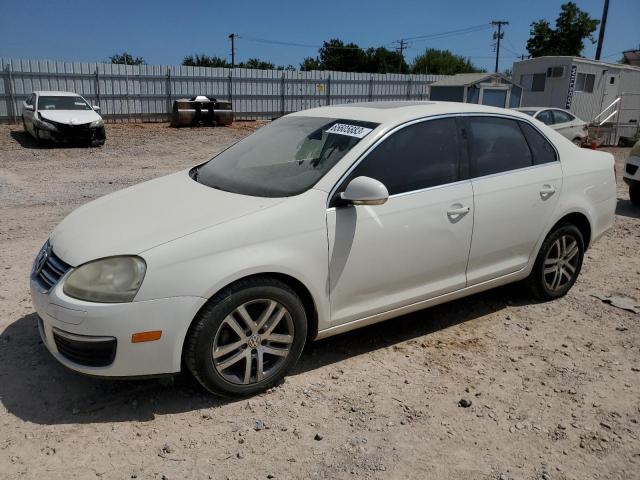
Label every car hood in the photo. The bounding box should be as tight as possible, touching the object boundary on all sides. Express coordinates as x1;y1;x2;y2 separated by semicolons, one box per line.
51;170;284;266
39;110;101;126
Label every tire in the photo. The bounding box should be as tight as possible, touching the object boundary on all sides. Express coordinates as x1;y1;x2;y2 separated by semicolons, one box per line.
630;184;640;207
184;277;307;397
33;126;42;146
525;223;584;301
572;137;583;147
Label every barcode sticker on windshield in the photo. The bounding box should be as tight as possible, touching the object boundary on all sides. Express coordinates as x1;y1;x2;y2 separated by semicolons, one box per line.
326;123;373;138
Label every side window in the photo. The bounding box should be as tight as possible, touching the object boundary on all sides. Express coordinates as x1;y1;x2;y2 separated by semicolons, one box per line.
345;118;460;196
519;122;557;165
552;110;573;123
536;110;554;125
466;117;533;177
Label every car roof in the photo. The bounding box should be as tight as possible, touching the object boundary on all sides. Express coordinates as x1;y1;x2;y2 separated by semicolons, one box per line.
514;107;571;113
33;91;81;97
290;101;535;125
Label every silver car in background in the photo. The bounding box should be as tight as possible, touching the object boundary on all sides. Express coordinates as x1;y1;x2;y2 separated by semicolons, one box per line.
515;107;588;146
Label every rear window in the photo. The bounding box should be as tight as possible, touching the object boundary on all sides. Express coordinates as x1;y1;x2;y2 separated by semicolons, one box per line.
519;122;558;165
467;117;533;177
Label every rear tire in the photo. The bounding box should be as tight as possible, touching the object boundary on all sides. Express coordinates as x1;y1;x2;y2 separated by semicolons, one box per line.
525;223;584;301
630;184;640;207
184;277;307;397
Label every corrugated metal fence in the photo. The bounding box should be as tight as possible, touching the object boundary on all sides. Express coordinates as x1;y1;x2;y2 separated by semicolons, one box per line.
0;58;447;123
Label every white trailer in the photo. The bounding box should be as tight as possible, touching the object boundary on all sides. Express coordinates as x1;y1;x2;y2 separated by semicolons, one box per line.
513;56;640;145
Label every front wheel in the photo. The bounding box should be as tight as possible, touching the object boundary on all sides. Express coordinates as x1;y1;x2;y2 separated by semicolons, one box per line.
525;223;584;300
184;278;307;397
630;184;640;207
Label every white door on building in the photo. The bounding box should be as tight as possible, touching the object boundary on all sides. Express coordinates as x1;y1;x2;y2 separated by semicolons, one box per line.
601;72;620;112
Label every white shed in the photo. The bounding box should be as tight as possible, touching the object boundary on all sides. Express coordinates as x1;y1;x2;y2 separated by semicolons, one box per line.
513;56;640;144
428;73;523;109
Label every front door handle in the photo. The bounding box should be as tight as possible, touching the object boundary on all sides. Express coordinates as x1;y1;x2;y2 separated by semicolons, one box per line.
540;185;556;199
447;204;470;222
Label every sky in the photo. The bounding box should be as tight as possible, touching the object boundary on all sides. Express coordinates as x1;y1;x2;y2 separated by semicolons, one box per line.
1;0;638;72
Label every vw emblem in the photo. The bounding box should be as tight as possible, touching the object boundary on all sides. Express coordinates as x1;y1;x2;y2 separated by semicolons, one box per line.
34;243;51;275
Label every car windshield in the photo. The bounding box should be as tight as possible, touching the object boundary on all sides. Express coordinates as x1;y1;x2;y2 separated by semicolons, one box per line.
193;116;378;197
38;96;91;111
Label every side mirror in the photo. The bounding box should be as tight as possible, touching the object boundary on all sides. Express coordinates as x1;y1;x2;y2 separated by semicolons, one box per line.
93;105;101;112
23;104;34;111
340;176;389;206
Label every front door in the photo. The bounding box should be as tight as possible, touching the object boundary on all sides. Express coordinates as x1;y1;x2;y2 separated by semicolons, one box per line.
327;117;474;327
462;116;562;284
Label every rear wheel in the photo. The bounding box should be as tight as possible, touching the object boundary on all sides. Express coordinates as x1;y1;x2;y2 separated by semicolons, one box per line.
630;184;640;207
525;223;584;300
184;277;307;397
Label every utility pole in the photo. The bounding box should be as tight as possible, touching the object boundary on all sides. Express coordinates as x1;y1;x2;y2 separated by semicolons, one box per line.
397;39;406;73
595;0;609;60
228;33;236;68
491;20;509;73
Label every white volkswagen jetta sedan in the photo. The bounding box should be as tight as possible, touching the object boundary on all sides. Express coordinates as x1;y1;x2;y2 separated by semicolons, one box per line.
30;102;616;396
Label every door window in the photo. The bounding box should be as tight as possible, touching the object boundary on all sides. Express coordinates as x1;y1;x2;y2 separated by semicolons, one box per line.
519;122;557;165
551;110;574;124
344;118;461;196
536;110;554;125
466;116;533;177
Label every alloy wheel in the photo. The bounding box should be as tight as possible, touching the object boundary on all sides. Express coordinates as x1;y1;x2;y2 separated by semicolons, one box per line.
212;299;294;385
543;234;580;292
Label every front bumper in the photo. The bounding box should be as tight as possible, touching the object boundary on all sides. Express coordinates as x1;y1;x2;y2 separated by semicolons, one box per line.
623;155;640;187
30;275;206;377
39;123;106;143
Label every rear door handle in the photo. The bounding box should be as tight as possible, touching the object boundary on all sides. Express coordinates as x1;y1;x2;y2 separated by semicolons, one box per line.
540;185;556;199
447;204;470;221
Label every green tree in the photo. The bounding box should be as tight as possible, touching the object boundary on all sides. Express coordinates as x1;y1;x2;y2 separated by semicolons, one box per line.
364;47;408;73
182;54;230;67
300;57;321;71
410;48;482;75
317;39;367;72
110;52;145;65
526;2;599;57
238;58;275;69
300;40;407;73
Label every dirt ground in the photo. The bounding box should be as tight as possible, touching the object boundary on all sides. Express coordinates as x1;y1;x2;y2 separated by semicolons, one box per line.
0;122;638;480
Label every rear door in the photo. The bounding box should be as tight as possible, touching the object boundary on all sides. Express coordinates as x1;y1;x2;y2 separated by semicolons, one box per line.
463;116;562;285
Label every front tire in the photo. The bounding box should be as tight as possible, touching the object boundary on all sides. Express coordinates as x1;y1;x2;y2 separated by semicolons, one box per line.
184;277;307;397
525;223;584;300
630;184;640;207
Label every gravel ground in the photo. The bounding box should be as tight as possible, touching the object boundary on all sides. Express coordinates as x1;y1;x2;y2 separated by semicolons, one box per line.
0;123;639;480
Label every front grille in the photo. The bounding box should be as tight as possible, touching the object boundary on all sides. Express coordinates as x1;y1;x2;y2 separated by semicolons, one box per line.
53;329;117;367
34;243;71;292
626;163;638;176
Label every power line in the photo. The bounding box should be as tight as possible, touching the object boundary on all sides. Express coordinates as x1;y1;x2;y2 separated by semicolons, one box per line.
237;23;494;53
403;23;493;42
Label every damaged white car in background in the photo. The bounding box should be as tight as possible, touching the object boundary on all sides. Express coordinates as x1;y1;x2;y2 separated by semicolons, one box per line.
22;91;106;146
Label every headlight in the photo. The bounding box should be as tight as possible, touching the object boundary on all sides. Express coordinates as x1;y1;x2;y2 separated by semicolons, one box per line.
34;114;57;131
63;256;146;303
90;118;104;128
